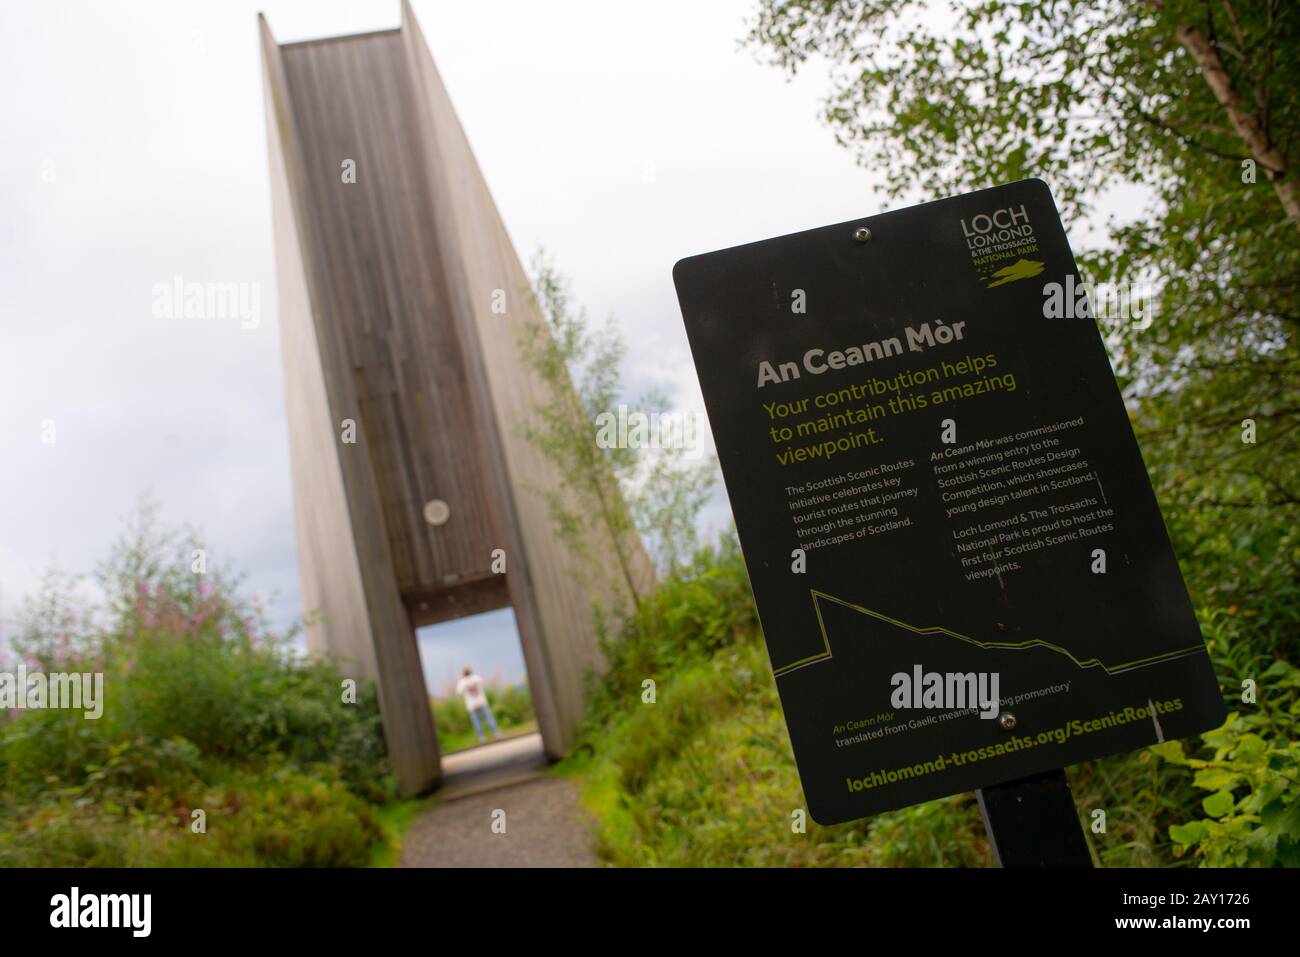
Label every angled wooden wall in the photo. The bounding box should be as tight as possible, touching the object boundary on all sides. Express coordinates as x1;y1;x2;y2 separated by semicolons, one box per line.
259;4;654;795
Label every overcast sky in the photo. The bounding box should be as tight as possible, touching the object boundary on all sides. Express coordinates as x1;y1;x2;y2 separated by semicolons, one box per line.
0;0;894;681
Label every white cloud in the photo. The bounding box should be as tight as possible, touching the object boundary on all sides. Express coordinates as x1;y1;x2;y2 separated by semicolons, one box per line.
0;0;881;635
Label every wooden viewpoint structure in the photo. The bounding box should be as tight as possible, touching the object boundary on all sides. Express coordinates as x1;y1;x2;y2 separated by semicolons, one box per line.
259;3;652;794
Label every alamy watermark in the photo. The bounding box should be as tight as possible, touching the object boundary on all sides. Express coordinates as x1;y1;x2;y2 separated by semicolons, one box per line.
1042;275;1155;328
151;274;261;329
890;665;1001;719
1;665;103;719
594;404;707;459
50;887;150;937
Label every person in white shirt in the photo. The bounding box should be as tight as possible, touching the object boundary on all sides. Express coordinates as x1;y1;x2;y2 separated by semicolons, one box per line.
455;667;500;741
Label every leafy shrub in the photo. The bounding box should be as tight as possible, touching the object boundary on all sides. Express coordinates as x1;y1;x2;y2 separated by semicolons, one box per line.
0;768;383;868
1151;648;1300;867
0;502;396;866
582;534;758;731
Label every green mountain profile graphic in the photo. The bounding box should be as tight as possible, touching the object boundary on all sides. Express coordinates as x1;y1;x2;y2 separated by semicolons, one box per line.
771;589;1205;677
985;258;1045;287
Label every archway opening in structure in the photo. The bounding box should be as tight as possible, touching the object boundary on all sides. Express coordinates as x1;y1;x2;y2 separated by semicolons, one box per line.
416;608;540;757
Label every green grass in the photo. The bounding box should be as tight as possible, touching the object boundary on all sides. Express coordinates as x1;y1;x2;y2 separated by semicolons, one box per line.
559;535;1297;868
368;796;436;867
560;639;991;866
0;765;390;867
438;719;539;756
554;538;993;866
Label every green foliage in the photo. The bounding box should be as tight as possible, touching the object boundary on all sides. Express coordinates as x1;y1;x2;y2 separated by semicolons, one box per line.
368;796;436;868
0;768;383;868
743;0;1298;869
567;539;990;867
432;681;536;753
1149;630;1300;867
582;534;759;730
746;1;1298;220
517;251;717;595
1068;746;1196;868
0;501;396;867
517;253;642;598
745;0;1300;637
571;538;1297;867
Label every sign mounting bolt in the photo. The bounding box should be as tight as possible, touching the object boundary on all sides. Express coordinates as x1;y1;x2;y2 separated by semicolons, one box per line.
998;712;1017;731
854;226;872;243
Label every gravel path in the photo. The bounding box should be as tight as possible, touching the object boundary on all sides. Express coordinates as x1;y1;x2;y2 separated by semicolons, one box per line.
398;734;597;868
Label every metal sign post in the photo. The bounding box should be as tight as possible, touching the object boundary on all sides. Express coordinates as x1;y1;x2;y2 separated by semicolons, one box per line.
977;769;1093;867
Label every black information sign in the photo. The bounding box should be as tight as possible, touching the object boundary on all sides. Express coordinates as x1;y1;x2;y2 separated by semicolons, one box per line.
673;179;1225;824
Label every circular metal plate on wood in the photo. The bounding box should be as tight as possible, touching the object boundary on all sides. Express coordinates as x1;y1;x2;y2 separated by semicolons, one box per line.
423;499;451;526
